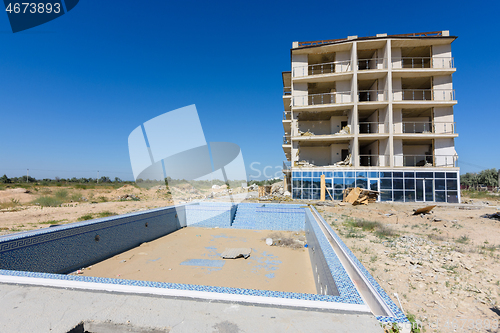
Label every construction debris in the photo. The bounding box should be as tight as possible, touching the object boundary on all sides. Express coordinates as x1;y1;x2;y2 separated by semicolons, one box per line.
335;125;350;135
333;153;352;167
482;212;500;221
295;160;315;167
342;187;379;205
258;185;272;197
221;248;252;259
298;130;314;136
413;205;437;215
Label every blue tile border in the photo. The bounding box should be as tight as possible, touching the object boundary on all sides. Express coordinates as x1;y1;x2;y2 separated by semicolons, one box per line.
310;206;410;325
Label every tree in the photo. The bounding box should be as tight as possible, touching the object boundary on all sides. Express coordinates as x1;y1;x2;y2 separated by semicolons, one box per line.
0;174;10;183
114;177;122;183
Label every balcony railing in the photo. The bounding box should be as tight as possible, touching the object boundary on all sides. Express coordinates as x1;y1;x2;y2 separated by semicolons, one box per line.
392;57;454;69
292;91;352;106
357;58;387;70
358;90;386;102
283;111;291;120
283;86;291;95
393;89;455;101
283;161;291;171
394;121;456;134
358;122;388;134
293;60;352;77
283;135;291;144
359;155;390;167
394;155;458;167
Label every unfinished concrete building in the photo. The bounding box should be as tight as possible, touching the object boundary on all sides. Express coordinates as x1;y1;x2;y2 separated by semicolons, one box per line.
282;31;460;203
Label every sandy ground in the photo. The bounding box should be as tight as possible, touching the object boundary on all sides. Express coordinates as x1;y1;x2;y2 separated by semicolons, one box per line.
316;199;500;332
76;227;316;294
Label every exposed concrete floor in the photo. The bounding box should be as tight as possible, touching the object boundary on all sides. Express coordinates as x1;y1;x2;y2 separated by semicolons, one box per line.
0;283;383;332
78;227;317;294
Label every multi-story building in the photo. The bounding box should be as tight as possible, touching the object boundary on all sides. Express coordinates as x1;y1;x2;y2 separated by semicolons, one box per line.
282;31;460;203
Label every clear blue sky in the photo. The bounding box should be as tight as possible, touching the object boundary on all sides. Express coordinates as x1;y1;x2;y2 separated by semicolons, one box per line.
0;0;498;181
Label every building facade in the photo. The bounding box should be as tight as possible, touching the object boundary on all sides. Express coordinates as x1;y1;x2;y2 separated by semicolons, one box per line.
282;31;460;203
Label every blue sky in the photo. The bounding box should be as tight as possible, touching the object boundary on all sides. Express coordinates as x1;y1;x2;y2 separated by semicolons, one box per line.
0;0;498;181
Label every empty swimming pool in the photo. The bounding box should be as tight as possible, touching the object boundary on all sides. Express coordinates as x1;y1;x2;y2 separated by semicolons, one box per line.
0;202;409;330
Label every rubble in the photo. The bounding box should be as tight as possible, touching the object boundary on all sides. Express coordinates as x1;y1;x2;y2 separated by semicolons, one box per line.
333;153;352;167
482;212;500;221
335;125;350;135
342;187;379;205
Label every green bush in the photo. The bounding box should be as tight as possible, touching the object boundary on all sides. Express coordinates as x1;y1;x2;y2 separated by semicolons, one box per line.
54;189;68;200
77;214;94;221
32;196;63;207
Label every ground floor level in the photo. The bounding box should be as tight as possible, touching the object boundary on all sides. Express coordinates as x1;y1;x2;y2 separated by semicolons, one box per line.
287;168;460;203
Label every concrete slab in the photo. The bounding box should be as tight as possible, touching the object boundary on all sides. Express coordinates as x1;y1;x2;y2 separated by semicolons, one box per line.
0;283;383;333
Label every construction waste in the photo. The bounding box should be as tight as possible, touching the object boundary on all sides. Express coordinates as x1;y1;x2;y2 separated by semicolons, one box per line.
342;187;379;205
333;153;352;167
258;181;292;201
482;212;500;221
336;125;350;135
294;153;352;168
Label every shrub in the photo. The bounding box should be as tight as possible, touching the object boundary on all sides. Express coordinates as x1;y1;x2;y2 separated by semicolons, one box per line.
77;214;94;221
32;196;63;207
54;189;68;200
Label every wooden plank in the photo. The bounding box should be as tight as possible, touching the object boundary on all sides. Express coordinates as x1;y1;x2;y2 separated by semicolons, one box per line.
413;205;437;215
320;174;325;201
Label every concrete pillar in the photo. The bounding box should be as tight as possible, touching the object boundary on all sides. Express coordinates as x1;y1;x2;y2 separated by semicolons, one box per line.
387;39;394;167
352;42;359;167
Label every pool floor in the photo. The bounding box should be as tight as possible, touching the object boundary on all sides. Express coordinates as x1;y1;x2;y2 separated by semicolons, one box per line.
77;227;317;294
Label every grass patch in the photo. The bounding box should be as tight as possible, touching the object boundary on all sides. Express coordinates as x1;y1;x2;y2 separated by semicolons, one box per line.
77;214;94;221
342;216;397;239
54;189;69;200
462;190;499;199
40;219;68;225
97;211;116;218
375;225;398;239
70;192;83;202
406;313;422;333
32;196;63;207
456;235;470;244
97;196;108;202
77;211;117;222
0;198;21;210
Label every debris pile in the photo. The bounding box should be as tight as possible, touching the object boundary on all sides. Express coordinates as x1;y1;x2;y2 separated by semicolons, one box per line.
295;160;315;167
117;194;140;201
333;153;352;167
258;181;291;201
298;130;314;136
482;212;500;221
335;125;350;135
342;187;379;205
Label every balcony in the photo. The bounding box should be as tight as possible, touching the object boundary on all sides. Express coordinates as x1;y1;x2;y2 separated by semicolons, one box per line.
392;57;454;69
292;92;352;107
358;122;388;134
283;86;291;96
357;58;387;70
393;89;455;102
283;135;291;145
394;155;458;167
394;122;456;134
293;60;352;78
283;111;291;120
359;155;390;167
358;90;387;102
